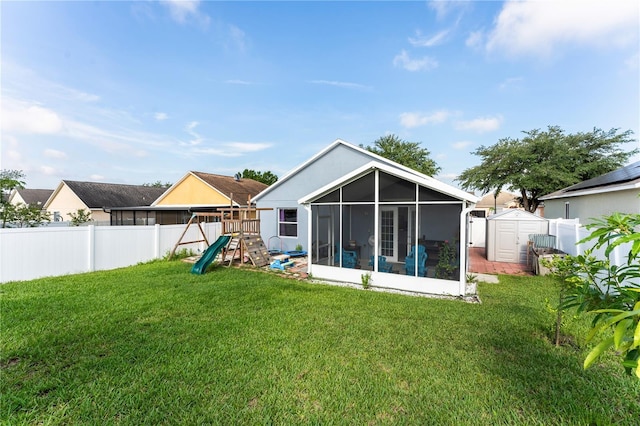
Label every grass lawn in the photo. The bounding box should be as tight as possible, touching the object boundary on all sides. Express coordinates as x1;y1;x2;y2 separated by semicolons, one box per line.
2;261;639;425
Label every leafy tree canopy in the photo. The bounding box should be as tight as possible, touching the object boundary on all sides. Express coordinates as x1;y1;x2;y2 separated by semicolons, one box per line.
361;134;441;177
1;170;27;228
457;126;637;212
143;181;172;188
239;169;278;186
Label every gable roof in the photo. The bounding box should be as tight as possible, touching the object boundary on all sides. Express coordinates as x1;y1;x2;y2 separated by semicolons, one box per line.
540;161;640;201
299;160;478;204
254;138;470;202
152;171;268;206
47;180;167;209
10;188;54;206
475;191;519;209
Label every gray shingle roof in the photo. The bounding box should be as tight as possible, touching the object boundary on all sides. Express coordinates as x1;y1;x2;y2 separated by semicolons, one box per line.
191;172;268;204
63;180;166;208
15;189;54;206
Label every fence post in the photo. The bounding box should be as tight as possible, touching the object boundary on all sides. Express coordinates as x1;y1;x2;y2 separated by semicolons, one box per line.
154;224;161;259
574;222;582;255
88;225;96;272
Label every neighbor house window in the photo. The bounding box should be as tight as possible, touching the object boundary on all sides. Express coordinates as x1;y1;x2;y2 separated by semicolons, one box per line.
564;202;570;219
278;208;298;237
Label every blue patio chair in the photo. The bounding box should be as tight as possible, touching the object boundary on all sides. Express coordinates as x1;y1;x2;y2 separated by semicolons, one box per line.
335;247;358;268
405;245;427;277
368;255;394;273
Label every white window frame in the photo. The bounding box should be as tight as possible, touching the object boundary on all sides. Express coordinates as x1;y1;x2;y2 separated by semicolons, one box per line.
278;208;298;238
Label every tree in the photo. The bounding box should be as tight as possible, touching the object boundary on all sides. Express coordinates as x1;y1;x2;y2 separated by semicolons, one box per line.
457;126;637;213
13;203;51;228
69;208;93;226
238;169;278;186
143;181;172;188
360;134;441;176
0;170;26;228
550;212;640;378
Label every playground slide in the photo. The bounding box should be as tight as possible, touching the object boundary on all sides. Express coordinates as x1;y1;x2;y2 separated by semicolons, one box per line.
191;235;232;275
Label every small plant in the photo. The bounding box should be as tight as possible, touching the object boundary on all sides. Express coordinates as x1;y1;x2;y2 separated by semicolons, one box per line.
69;208;92;226
361;272;372;289
435;240;457;279
466;273;478;284
295;244;303;251
163;248;195;261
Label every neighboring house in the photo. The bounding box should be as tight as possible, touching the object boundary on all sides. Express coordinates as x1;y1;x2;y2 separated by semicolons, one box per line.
253;139;479;297
8;188;54;208
471;191;519;218
45;181;166;224
108;171;268;225
540;161;640;223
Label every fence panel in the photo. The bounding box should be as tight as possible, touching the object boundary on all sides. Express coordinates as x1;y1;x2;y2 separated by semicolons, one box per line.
0;223;222;283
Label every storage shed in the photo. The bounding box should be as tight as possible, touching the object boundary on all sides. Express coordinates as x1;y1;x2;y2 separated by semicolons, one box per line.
486;210;549;263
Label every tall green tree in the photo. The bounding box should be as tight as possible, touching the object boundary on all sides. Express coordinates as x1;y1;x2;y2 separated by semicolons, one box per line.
361;134;441;176
457;126;637;213
238;169;278;186
143;181;172;188
0;170;27;228
13;203;51;228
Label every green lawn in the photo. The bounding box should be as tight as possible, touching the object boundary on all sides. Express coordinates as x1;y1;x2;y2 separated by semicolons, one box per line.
2;261;639;425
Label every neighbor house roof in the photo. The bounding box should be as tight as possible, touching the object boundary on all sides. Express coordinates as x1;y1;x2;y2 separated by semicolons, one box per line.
254;138;478;203
540;161;640;201
475;191;519;209
46;180;167;209
152;171;268;207
9;188;54;206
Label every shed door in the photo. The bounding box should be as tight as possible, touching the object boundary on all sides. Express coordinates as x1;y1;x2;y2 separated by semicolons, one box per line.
495;220;518;262
495;220;545;263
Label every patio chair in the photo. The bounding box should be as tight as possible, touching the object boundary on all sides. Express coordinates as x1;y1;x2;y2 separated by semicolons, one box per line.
335;247;358;268
368;255;394;273
405;245;427;277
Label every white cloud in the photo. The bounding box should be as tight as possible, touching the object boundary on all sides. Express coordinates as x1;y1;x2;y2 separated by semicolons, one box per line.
154;112;169;121
455;115;503;133
393;50;438;71
228;24;247;51
40;165;62;176
183;121;204;146
44;149;67;159
1;100;64;134
465;30;484;49
160;0;209;26
192;141;272;157
310;80;371;91
499;77;524;91
409;30;449;47
226;79;253;85
399;110;451;128
485;0;639;57
452;141;473;150
90;174;105;181
224;142;272;153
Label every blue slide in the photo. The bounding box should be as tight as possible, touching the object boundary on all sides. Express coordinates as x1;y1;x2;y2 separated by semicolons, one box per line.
191;235;232;275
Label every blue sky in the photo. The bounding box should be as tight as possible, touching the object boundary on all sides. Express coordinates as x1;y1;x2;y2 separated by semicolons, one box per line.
2;0;639;190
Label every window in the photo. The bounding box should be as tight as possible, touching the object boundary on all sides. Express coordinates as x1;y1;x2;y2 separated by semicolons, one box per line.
564;202;570;219
278;208;298;237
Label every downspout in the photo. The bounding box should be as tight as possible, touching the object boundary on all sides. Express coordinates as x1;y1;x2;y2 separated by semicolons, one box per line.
304;203;312;274
458;201;476;296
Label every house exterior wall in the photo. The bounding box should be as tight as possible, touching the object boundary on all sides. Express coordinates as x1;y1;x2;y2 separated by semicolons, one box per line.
257;144;377;252
543;188;640;223
156;174;229;206
46;184;104;222
9;192;27;206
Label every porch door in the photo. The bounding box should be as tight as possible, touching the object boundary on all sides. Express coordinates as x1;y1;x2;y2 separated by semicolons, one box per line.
379;207;398;262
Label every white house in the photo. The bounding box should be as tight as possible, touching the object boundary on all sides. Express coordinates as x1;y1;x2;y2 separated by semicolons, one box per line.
540;161;640;223
253;139;479;297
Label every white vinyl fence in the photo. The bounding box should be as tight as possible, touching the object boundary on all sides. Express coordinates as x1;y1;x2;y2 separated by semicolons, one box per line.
549;218;634;266
0;223;222;283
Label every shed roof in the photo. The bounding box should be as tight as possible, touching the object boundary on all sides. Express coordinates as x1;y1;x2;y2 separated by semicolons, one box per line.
487;209;546;221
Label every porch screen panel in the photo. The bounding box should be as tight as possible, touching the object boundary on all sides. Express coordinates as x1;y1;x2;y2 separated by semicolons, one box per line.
311;205;340;266
418;204;462;281
343;172;374;202
379;172;416;202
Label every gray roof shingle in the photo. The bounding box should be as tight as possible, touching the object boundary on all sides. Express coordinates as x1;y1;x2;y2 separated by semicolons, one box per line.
191;172;268;204
63;181;166;208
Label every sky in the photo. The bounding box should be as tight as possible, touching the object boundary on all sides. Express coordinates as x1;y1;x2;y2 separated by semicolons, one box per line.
1;0;639;191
